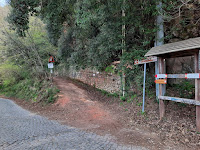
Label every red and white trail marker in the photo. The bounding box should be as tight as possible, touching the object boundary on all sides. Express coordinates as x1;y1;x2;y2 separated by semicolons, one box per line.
155;73;200;79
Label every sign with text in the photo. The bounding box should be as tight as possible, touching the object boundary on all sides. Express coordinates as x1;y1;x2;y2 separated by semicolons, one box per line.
48;63;53;69
134;56;157;65
154;79;167;84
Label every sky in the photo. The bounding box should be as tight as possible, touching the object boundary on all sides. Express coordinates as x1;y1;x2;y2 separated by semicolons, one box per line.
0;0;6;7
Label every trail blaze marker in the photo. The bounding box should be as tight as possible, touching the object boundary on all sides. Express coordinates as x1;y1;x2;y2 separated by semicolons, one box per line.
49;56;55;63
155;79;167;84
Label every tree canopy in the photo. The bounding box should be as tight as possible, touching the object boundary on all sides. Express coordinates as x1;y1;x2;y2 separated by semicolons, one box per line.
6;0;200;88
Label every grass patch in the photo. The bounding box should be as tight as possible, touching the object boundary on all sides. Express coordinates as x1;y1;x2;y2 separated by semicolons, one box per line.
0;77;59;104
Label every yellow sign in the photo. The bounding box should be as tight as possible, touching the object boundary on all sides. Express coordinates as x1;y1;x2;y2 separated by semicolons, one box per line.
154;79;167;84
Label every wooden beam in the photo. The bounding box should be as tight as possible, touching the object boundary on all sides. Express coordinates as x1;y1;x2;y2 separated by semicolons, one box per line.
156;73;200;79
158;96;200;106
168;74;185;78
158;49;199;58
158;57;165;119
155;74;167;78
195;51;200;132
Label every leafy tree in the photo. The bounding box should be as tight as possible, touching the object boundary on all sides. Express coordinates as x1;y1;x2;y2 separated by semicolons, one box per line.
7;0;200;94
0;5;59;103
2;16;56;76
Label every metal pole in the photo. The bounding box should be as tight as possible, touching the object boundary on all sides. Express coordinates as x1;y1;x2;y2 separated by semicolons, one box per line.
142;63;146;112
50;68;53;82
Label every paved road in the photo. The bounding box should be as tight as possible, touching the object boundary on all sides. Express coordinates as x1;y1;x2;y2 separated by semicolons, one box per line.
0;98;147;150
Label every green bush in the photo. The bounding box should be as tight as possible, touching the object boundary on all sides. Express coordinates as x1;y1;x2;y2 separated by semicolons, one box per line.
105;65;116;74
120;96;126;101
174;81;194;99
0;62;21;87
0;75;59;104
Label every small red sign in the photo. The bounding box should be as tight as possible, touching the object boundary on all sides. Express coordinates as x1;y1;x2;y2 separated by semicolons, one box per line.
49;56;55;63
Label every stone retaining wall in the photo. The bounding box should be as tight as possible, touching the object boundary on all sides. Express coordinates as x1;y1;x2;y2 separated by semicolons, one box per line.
67;68;121;93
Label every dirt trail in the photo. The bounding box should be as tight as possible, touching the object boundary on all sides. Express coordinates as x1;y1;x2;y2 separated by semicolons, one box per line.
53;77;119;131
52;77;174;150
7;77;187;150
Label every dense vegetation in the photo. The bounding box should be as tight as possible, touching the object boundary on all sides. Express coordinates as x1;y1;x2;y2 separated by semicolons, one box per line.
0;6;59;103
1;0;200;99
7;0;158;69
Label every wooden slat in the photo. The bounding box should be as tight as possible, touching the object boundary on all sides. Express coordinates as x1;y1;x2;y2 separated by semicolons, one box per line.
155;74;167;78
158;96;200;106
168;74;186;78
158;49;198;58
156;73;200;79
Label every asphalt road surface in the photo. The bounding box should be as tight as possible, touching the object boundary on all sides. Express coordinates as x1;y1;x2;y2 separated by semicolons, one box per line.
0;98;147;150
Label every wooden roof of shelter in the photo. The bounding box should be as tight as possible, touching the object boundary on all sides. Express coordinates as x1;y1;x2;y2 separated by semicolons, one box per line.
145;37;200;58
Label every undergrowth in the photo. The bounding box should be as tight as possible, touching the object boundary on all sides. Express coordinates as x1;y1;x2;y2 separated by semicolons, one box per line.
0;74;59;104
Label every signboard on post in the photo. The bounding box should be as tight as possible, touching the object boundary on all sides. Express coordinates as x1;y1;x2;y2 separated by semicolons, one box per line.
134;56;157;65
155;79;167;84
48;63;53;69
134;56;157;113
48;56;55;74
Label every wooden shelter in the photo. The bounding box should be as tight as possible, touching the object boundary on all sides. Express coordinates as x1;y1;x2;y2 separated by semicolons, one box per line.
145;37;200;132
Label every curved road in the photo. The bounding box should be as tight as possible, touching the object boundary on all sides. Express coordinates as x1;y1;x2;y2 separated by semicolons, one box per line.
0;98;147;150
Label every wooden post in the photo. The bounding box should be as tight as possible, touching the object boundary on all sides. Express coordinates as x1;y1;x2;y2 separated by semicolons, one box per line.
158;57;165;119
195;51;200;132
